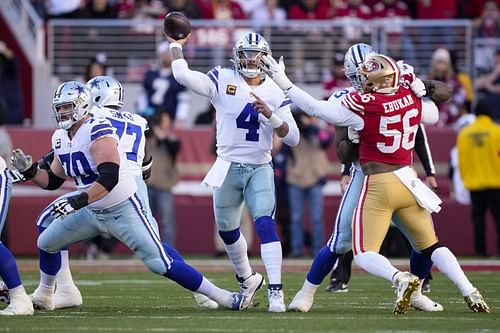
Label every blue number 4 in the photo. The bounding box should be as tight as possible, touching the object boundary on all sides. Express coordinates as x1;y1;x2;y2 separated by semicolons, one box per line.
236;103;260;142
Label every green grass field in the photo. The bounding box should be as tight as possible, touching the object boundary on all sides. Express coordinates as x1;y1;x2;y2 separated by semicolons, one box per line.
1;270;498;333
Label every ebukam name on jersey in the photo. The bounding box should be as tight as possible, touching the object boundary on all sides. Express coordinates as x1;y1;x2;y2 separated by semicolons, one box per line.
382;94;415;113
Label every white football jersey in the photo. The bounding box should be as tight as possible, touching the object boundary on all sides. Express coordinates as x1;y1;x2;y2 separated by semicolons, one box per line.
91;106;148;177
208;67;294;164
51;117;137;209
0;156;5;171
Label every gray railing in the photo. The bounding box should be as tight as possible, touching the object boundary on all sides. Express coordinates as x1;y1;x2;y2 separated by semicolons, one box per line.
48;19;472;84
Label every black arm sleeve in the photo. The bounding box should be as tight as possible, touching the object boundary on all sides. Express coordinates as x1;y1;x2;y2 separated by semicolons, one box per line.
38;149;55;171
414;124;435;176
45;168;66;190
96;162;120;192
335;126;359;165
341;164;351;177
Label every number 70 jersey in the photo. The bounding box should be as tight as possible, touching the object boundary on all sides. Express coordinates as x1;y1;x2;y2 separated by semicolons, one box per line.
341;86;422;166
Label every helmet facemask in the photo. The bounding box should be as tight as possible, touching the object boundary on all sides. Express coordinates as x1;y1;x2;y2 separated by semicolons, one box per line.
232;32;271;79
52;81;92;130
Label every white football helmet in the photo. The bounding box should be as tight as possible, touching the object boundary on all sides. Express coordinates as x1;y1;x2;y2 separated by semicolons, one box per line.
344;43;377;92
86;75;124;110
232;32;271;78
52;81;92;130
359;54;400;94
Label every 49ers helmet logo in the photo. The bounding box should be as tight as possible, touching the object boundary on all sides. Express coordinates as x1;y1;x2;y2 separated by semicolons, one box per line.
362;60;380;73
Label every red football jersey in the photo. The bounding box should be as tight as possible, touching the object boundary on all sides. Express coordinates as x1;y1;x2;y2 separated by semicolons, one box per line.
341;86;422;165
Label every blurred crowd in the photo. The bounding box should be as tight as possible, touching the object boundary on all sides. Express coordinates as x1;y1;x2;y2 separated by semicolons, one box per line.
27;0;500;22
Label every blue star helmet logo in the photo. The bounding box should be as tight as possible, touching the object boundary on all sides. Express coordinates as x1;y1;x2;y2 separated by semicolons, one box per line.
75;84;86;95
89;78;102;89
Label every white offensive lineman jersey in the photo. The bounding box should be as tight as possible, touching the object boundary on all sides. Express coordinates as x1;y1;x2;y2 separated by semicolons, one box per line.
208;67;297;164
91;106;148;177
51;117;137;209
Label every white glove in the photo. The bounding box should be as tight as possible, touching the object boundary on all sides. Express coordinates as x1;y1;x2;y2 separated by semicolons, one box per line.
8;169;26;184
10;149;33;172
397;60;414;76
410;78;427;98
347;127;360;144
50;197;78;219
261;55;293;91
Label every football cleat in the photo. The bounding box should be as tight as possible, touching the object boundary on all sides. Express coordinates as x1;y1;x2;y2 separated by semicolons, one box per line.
325;280;348;293
54;285;83;309
30;286;55;311
236;272;265;310
464;289;490;313
0;292;33;316
410;280;443;312
193;292;219;310
268;287;286;313
0;281;10;304
288;289;314;312
393;272;420;314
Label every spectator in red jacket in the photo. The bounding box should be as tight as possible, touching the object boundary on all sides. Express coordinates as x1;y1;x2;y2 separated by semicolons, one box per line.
287;0;332;19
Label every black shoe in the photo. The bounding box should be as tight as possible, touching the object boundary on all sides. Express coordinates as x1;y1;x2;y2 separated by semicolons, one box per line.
421;278;431;293
325;279;348;293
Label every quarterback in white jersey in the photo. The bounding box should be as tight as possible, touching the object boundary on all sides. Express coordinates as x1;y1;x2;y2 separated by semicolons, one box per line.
169;31;299;312
11;81;247;312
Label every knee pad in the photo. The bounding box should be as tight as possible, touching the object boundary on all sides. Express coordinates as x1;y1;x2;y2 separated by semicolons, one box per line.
218;228;241;245
421;242;442;258
255;216;279;244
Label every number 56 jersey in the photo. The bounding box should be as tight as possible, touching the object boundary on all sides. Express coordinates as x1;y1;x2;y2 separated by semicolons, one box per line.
51;117;137;209
341;86;423;166
208;67;297;164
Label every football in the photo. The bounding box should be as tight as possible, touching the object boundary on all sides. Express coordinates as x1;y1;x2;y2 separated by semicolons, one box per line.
163;12;191;40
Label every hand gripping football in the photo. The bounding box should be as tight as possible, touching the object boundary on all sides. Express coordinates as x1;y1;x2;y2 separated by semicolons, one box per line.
163;12;191;40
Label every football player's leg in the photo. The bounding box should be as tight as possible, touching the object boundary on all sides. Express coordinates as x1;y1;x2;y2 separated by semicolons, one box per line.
352;174;419;314
214;166;252;279
34;208;100;310
0;172;33;316
289;169;362;312
112;194;241;310
392;214;442;311
399;206;490;313
245;164;284;312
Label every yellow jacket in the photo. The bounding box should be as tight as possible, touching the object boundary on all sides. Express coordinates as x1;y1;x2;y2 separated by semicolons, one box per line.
457;116;500;190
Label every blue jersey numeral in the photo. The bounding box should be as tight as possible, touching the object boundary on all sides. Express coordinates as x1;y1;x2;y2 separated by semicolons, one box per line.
108;118;142;162
333;89;349;99
59;152;98;186
236;103;260;142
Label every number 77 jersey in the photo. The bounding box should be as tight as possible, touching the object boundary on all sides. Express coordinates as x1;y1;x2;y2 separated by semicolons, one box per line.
341;86;422;166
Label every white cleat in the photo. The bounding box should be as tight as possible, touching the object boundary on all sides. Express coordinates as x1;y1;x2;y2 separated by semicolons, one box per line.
410;280;443;312
393;272;420;314
0;293;34;316
288;290;314;312
30;286;55;311
193;292;219;310
236;272;265;310
268;288;286;313
54;285;83;309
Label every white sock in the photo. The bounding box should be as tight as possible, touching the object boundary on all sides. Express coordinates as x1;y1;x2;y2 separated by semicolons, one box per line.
40;271;57;290
196;277;232;308
224;235;253;280
301;279;320;295
261;241;282;285
431;247;475;296
354;251;399;282
56;250;76;287
9;285;27;299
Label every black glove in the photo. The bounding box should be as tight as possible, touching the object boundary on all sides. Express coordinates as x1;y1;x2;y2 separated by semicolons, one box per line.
142;156;153;181
50;192;89;219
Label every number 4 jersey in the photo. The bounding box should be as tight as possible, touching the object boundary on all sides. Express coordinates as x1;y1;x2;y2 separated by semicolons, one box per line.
341;86;422;166
51;117;137;209
208;67;296;164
